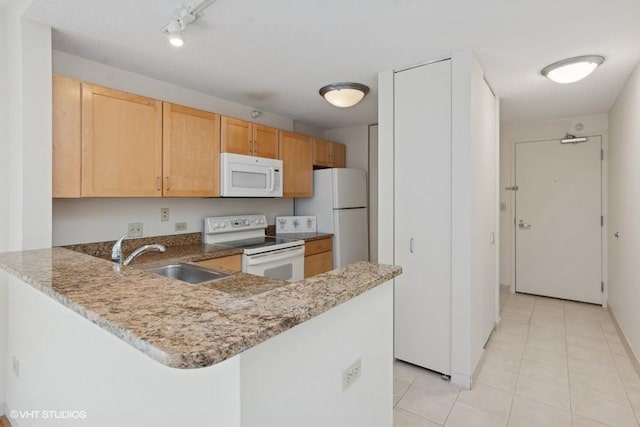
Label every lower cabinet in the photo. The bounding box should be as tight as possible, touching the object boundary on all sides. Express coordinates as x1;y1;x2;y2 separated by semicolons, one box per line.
304;237;333;278
197;255;242;272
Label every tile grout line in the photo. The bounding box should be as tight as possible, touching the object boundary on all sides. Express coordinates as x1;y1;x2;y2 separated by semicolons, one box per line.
564;301;575;427
505;291;531;426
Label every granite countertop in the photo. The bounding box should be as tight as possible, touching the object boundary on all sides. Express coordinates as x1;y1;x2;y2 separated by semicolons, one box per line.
0;247;401;369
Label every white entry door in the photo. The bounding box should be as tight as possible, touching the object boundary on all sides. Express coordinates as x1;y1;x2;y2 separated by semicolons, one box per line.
515;136;602;304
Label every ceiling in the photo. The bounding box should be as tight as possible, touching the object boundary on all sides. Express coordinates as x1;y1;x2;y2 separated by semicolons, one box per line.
24;0;640;129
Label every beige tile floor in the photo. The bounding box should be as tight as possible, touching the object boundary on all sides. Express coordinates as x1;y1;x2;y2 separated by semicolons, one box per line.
393;287;640;427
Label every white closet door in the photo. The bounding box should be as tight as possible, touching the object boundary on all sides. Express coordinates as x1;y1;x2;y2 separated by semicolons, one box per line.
394;60;452;375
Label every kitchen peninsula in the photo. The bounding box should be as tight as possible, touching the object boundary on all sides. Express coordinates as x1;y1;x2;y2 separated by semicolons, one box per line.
0;247;400;427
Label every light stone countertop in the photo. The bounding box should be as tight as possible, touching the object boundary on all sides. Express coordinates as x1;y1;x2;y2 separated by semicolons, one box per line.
0;247;401;369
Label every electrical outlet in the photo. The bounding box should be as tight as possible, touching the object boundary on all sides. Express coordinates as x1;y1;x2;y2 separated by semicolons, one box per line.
128;223;143;237
175;222;187;231
161;208;170;222
13;355;19;378
342;358;362;391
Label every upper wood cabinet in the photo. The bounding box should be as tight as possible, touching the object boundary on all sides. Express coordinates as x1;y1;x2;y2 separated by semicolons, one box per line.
312;139;346;168
163;103;221;197
279;131;313;197
53;75;82;198
221;116;279;159
82;83;163;197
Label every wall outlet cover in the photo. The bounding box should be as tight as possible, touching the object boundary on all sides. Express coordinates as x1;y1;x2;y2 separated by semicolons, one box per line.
175;222;187;231
276;216;317;233
128;222;143;237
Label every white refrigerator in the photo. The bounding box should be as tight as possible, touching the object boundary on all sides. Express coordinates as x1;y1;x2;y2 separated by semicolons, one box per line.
296;168;369;268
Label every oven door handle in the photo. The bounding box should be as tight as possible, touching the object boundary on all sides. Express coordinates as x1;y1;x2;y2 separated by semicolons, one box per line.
268;167;275;192
245;246;305;266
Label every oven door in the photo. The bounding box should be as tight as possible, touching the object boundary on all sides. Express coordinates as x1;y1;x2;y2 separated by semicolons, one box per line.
243;246;305;281
221;153;283;197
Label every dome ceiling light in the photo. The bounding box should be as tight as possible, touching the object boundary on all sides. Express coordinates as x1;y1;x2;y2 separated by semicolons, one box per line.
541;55;605;84
319;82;370;108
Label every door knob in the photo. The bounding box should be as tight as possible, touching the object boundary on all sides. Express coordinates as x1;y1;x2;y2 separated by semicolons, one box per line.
614;232;621;239
518;220;532;230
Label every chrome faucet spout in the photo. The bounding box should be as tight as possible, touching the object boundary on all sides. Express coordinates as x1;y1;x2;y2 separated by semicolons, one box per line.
123;244;166;266
111;232;166;266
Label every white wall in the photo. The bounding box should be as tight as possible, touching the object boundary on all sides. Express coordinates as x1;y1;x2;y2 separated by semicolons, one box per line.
499;113;608;287
608;62;640;361
53;198;293;245
51;51;296;245
240;282;393;427
324;125;370;171
450;51;498;386
293;120;325;139
53;51;293;131
1;2;53;415
0;6;6;413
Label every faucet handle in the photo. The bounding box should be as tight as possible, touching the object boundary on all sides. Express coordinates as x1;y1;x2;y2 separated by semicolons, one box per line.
111;231;133;263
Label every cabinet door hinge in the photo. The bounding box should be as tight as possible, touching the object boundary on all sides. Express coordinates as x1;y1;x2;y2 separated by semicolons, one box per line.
601;215;604;227
601;281;604;293
601;149;604;161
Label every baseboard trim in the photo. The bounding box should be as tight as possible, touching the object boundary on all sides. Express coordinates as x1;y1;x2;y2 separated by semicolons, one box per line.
607;306;640;378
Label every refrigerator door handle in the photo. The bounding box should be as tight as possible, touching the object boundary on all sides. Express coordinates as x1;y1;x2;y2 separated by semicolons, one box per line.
410;238;415;253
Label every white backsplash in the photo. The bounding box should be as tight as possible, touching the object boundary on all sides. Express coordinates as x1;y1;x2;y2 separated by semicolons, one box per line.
53;198;294;245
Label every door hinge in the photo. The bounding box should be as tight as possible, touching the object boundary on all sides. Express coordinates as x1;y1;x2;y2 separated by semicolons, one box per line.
514;218;516;226
601;281;604;293
505;185;519;191
601;215;604;227
601;149;604;161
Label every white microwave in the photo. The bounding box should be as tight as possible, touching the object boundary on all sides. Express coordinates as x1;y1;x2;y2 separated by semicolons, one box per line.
220;153;283;197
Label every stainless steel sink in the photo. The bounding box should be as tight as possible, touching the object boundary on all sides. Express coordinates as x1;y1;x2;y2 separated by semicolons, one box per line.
143;263;230;285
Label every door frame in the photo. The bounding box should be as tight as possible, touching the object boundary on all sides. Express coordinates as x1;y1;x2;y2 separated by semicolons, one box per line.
508;133;608;306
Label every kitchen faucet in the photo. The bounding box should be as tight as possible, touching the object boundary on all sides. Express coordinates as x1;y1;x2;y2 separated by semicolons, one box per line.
111;232;166;266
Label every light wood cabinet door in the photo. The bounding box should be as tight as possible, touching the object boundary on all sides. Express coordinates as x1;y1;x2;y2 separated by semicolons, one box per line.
279;131;313;197
312;139;346;168
304;237;334;278
81;83;162;197
253;125;279;159
163;103;221;197
330;142;346;168
312;139;331;167
53;75;82;198
197;255;242;272
221;116;252;156
304;252;333;278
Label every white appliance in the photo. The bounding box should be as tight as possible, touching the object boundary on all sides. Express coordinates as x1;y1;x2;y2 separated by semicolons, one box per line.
220;153;283;197
203;214;304;281
295;168;369;268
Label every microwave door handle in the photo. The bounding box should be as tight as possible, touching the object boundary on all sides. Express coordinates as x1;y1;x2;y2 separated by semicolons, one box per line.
269;167;275;192
246;247;304;266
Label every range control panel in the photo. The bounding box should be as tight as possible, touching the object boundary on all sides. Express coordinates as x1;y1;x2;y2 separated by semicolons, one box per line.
204;215;267;234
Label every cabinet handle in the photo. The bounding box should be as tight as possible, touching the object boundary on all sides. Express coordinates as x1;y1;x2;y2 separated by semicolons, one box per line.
410;238;415;253
165;177;171;191
253;140;257;155
156;177;161;192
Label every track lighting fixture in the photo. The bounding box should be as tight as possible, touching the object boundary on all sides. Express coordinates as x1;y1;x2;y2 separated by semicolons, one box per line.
162;0;218;48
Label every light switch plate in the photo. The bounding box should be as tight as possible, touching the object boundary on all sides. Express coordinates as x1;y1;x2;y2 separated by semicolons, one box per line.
276;216;317;233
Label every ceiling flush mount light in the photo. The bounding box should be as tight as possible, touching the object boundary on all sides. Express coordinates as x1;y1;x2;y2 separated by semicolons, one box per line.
162;0;218;48
541;55;605;84
319;82;370;108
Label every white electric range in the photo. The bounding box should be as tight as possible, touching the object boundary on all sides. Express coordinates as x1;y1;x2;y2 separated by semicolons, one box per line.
203;214;305;281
